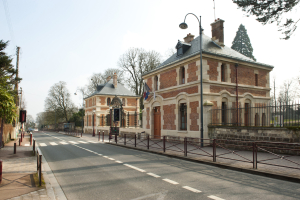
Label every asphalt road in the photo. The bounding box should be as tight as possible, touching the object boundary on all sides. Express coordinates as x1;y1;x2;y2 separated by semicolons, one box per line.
34;131;300;200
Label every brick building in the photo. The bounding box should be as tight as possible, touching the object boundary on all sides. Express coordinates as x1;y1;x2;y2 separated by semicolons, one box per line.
84;73;140;134
142;18;273;139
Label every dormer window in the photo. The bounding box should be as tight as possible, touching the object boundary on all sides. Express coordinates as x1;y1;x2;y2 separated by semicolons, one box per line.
176;40;191;57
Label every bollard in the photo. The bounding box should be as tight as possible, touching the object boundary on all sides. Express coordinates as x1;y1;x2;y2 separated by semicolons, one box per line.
14;143;16;154
33;140;36;156
163;136;166;152
30;134;32;145
0;160;2;184
147;135;149;149
102;131;104;142
124;134;126;146
39;155;42;186
135;134;137;147
115;134;117;144
19;138;21;146
98;131;100;141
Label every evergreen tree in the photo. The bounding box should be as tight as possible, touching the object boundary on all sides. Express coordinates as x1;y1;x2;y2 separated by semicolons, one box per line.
231;24;256;61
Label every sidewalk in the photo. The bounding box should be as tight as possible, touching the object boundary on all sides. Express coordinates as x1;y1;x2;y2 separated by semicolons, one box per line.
0;132;66;200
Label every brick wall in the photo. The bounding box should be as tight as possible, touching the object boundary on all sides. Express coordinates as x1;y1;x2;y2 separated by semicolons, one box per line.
160;69;177;89
207;60;218;81
230;64;268;87
190;101;199;131
163;104;176;130
127;98;137;106
187;62;198;83
100;97;106;105
161;86;198;98
147;77;153;91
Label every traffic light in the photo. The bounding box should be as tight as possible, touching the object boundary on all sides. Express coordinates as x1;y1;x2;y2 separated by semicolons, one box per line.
114;108;120;121
19;110;27;123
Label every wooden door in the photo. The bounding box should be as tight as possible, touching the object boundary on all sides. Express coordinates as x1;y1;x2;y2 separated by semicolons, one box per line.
154;107;161;139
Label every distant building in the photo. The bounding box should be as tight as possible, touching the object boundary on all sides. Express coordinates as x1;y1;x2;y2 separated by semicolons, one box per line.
142;18;273;139
84;73;141;134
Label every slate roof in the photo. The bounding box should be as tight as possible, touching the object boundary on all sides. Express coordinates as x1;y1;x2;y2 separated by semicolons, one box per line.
85;79;139;99
143;34;273;76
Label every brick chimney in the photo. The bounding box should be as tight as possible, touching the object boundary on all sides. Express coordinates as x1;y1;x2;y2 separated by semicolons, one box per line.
113;73;117;88
184;33;195;43
106;76;111;82
211;18;225;46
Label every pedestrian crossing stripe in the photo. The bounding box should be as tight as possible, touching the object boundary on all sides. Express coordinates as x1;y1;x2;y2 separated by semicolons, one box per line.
40;143;47;146
38;140;99;146
50;142;58;146
79;141;88;143
60;142;68;145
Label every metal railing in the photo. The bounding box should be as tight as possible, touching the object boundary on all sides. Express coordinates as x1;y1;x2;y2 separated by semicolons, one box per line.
110;134;300;171
211;103;300;127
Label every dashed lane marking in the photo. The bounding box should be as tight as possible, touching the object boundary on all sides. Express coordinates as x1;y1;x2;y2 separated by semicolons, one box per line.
78;141;88;144
208;195;225;200
39;143;47;146
69;141;78;144
123;164;146;172
50;142;58;146
147;173;160;178
103;156;109;158
115;161;123;163
162;179;179;185
182;186;202;193
108;158;115;160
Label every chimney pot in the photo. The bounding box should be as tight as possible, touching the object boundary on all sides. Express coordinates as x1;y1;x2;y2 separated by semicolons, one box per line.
113;73;117;88
183;33;195;43
211;18;225;45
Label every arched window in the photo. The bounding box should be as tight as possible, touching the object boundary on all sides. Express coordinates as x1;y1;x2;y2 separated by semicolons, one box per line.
154;76;158;91
122;98;125;106
107;97;111;106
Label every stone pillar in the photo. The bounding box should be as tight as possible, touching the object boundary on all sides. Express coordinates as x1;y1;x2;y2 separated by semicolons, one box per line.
203;100;214;140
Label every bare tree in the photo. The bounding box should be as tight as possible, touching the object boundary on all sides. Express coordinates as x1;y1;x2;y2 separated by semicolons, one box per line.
25;115;35;130
118;48;162;96
86;68;125;95
44;81;76;122
164;48;176;60
278;78;299;104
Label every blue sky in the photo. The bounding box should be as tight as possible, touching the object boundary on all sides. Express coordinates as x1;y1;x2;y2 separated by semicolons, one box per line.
1;0;299;119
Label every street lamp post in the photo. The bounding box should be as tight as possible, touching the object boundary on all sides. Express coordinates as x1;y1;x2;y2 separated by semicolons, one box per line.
92;109;95;136
179;13;204;146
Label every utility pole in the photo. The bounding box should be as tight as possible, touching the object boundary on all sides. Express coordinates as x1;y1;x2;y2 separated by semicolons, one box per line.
15;47;20;105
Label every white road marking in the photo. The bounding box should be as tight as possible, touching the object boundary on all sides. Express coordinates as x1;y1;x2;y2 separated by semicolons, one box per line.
115;161;123;163
97;154;102;156
123;164;146;172
60;142;68;145
88;141;97;143
208;195;225;200
147;173;160;178
182;186;202;193
108;158;115;160
50;142;58;146
162;179;179;185
24;144;30;146
69;141;78;144
103;156;109;158
39;143;47;146
78;141;88;143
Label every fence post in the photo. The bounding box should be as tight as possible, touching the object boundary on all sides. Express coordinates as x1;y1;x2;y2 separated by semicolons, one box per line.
255;143;258;169
135;111;137;128
213;139;216;162
14;143;16;154
135;134;137;147
102;131;104;142
147;135;149;149
98;131;100;141
253;142;257;169
39;155;42;186
0;160;2;184
33;140;35;156
124;134;126;145
37;151;39;171
19;138;21;146
30;134;32;145
184;137;187;157
163;136;166;152
115;134;117;144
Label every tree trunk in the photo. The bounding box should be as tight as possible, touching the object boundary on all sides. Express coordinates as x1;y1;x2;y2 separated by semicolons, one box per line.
0;117;4;149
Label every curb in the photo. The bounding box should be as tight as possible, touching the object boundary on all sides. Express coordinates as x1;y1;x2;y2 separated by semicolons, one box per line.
106;142;300;184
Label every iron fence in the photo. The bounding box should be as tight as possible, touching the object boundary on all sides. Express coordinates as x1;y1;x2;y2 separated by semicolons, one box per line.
211;102;300;127
98;112;141;128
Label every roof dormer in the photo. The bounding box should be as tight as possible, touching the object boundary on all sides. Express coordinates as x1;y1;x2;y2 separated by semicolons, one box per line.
175;40;191;57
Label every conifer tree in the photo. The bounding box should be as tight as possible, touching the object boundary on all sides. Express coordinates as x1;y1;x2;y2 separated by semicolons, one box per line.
231;24;256;61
